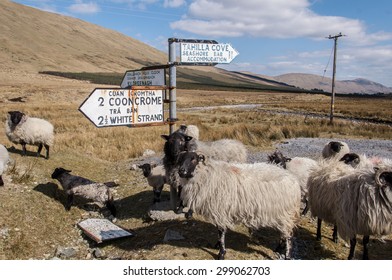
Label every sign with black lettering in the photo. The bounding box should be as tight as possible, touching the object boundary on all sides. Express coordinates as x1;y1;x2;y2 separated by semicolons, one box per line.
180;42;239;64
121;69;165;88
79;87;164;128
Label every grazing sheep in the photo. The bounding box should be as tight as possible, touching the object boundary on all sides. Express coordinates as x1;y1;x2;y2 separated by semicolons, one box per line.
137;163;168;203
268;149;317;215
335;163;392;259
0;145;10;187
5;111;54;159
51;168;116;216
161;130;247;212
322;141;350;159
177;151;301;260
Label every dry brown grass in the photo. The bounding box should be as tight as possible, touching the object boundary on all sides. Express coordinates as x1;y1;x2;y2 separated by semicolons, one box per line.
1;73;392;260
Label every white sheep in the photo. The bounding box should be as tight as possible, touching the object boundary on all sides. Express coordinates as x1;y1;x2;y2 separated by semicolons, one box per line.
137;163;168;203
268;149;317;215
0;144;10;187
322;141;350;159
51;167;116;216
5;111;54;159
334;161;392;259
177;151;301;260
161;130;248;213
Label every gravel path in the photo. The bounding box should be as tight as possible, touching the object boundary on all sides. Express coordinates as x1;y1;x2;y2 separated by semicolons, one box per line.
248;137;392;163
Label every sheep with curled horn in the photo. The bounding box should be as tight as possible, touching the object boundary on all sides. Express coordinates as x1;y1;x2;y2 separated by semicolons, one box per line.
177;151;301;260
334;161;392;259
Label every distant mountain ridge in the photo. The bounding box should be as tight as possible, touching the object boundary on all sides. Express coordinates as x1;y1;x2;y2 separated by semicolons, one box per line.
258;73;392;94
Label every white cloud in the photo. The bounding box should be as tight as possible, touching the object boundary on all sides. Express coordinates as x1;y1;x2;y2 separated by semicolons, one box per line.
164;0;186;8
68;1;100;14
170;0;391;45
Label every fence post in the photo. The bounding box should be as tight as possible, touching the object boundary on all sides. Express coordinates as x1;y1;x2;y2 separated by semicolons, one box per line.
168;38;177;134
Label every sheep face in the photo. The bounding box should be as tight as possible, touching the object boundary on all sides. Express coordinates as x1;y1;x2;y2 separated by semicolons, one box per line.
8;111;25;126
329;141;344;153
138;163;152;178
51;167;72;179
161;132;193;162
340;153;360;168
267;150;290;169
178;152;205;179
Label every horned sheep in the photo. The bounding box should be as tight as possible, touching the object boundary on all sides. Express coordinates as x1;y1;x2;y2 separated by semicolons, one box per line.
51;167;116;216
0;144;10;187
137;163;168;203
332;160;392;259
177;151;301;260
5;111;54;159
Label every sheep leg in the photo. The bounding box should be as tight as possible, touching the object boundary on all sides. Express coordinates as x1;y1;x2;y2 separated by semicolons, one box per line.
0;175;4;187
348;236;357;260
362;235;370;260
65;193;74;211
316;218;322;241
332;225;338;243
37;143;43;157
153;189;162;203
301;201;309;216
169;185;178;211
284;236;294;260
44;144;50;159
106;201;117;217
21;142;27;156
216;228;227;260
176;185;184;214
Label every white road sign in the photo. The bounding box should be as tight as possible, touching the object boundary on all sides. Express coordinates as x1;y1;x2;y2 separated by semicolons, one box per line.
121;69;165;88
79;87;164;128
180;42;239;64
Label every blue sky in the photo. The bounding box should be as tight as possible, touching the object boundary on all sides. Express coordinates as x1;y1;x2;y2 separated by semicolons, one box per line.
12;0;392;87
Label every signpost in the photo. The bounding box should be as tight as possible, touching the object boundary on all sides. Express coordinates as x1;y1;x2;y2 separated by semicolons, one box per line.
79;86;165;128
180;42;239;64
121;68;165;88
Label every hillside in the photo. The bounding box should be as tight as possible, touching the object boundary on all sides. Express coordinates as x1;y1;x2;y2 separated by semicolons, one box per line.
262;73;392;94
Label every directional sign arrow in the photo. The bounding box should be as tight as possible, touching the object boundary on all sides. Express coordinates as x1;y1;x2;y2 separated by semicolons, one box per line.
79;88;164;128
180;42;239;64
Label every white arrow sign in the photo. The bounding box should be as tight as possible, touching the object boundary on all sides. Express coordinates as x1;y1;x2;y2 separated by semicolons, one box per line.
121;68;165;88
180;42;239;64
79;88;164;128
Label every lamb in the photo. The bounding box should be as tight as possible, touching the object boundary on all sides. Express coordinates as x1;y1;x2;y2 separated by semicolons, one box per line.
137;163;168;203
268;149;317;215
0;145;10;187
177;151;301;260
322;141;350;159
332;162;392;259
5;111;54;159
51;167;116;216
161;129;247;212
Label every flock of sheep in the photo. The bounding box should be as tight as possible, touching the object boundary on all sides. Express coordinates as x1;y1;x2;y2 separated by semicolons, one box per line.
1;110;392;260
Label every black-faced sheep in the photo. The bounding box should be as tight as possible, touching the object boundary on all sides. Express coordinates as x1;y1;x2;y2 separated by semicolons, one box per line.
137;163;168;203
161;129;248;212
268;149;317;215
177;151;301;260
322;141;350;159
51;168;116;216
335;162;392;259
5;111;54;159
0;144;10;187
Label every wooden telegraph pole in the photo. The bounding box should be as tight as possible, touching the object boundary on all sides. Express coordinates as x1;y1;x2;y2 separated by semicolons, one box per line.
327;32;344;124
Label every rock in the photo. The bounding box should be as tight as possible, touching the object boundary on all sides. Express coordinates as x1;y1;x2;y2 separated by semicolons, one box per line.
55;246;77;258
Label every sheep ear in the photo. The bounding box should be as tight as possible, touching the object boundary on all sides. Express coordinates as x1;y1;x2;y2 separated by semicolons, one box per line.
161;135;169;141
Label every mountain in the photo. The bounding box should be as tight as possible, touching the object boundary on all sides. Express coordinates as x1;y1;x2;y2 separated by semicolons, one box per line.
260;73;392;95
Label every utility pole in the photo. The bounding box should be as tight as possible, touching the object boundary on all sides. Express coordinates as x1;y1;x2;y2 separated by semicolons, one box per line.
327;32;344;124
